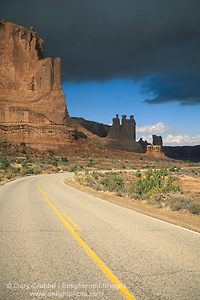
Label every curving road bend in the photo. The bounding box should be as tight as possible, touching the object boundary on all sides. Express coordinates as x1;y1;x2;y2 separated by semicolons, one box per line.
0;173;200;300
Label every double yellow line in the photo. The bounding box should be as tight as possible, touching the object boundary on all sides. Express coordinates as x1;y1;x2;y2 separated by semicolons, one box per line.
37;180;137;300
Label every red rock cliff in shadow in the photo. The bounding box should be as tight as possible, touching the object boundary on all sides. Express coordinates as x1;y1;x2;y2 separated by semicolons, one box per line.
0;19;69;126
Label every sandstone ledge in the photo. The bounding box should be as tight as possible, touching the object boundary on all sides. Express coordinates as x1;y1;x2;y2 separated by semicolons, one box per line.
0;124;78;151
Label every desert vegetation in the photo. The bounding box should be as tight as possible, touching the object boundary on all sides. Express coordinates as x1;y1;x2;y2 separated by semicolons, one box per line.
72;167;200;215
1;140;200;216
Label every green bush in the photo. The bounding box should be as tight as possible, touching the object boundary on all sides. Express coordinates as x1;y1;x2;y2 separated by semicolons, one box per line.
131;168;182;196
17;159;23;164
51;159;58;167
69;166;75;172
100;175;124;192
100;178;109;187
21;149;26;154
136;171;141;178
47;149;55;156
61;157;69;163
1;157;10;170
22;161;27;167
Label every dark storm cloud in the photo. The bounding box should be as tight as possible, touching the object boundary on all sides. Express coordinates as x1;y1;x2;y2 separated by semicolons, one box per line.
143;71;200;106
1;0;200;105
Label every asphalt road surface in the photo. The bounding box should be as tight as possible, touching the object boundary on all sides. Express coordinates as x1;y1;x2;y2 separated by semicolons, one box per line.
0;173;200;300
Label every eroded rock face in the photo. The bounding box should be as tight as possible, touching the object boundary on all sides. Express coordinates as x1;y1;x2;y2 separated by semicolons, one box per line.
0;124;77;151
146;145;164;156
0;19;69;126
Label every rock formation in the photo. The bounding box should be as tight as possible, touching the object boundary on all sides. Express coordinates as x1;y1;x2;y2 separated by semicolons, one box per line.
163;145;200;161
145;135;164;156
153;135;163;146
69;117;110;138
146;145;164;156
104;114;143;152
107;114;136;140
0;19;69;127
0;19;76;150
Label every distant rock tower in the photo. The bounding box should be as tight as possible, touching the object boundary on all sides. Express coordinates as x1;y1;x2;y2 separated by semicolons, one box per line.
153;135;163;146
146;135;164;156
107;114;136;140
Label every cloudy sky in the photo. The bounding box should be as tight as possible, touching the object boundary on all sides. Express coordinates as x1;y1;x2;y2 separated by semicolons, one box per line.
2;0;200;145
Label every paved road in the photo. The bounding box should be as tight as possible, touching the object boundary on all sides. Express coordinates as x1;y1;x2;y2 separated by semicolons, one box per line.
0;173;199;300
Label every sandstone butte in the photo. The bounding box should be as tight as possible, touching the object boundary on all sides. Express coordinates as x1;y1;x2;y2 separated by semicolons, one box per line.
0;19;90;151
1;19;161;155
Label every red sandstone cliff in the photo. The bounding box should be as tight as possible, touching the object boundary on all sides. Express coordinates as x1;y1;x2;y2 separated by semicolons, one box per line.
0;19;69;126
0;20;75;150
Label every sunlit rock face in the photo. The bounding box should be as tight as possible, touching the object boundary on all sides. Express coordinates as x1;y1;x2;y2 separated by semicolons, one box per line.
0;20;76;150
0;19;69;126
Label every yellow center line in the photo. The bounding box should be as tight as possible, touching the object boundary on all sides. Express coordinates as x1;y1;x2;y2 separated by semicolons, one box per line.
37;180;137;300
62;212;82;232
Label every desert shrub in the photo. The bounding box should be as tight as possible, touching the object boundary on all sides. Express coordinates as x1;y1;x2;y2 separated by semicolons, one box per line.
170;197;184;211
61;157;69;163
5;172;13;179
136;171;141;178
26;157;33;163
20;166;41;176
85;175;96;187
48;149;55;155
169;166;180;173
16;159;23;164
20;168;29;176
21;149;26;154
164;193;199;214
100;177;109;187
51;159;58;167
131;168;182;196
1;157;10;170
69;166;75;172
92;172;99;180
187;199;200;214
33;166;42;174
100;175;124;192
10;167;20;174
22;161;27;167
